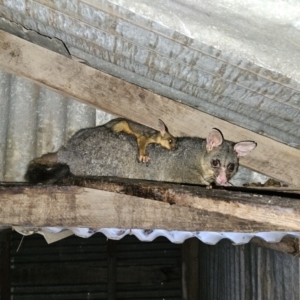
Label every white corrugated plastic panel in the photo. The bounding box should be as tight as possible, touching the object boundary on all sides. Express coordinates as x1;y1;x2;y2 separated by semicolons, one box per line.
13;227;300;246
0;70;115;182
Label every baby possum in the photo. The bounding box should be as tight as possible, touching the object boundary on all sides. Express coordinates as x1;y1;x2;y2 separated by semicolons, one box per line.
105;118;176;163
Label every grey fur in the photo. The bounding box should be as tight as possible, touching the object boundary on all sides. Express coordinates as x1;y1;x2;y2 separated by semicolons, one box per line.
57;125;241;185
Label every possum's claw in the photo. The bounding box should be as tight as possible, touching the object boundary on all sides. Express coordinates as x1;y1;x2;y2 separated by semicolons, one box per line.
139;155;150;163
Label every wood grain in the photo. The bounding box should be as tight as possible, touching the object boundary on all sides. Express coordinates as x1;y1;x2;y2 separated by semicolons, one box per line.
1;180;300;232
0;30;299;186
181;238;199;299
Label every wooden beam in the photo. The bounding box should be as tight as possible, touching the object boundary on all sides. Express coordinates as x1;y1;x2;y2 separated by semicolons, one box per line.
1;179;300;232
181;238;199;300
0;30;299;186
107;239;117;300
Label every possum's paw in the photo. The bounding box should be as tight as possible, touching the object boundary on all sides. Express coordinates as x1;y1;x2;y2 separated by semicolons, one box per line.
139;155;150;163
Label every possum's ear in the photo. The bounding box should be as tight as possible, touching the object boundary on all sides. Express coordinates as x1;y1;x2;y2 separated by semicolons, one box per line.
158;119;167;137
206;129;223;152
234;141;257;157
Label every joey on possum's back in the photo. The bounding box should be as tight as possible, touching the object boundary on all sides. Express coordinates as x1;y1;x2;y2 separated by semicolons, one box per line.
105;118;176;163
25;124;256;186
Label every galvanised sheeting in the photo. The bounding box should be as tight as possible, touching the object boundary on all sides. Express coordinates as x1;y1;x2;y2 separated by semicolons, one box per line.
199;239;300;300
0;69;114;182
4;74;39;181
1;0;300;146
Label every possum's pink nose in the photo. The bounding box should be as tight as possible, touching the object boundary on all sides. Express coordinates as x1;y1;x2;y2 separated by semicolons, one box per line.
216;169;228;185
217;178;227;185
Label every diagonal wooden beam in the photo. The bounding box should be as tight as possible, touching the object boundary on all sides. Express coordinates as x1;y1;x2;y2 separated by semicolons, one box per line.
0;30;299;186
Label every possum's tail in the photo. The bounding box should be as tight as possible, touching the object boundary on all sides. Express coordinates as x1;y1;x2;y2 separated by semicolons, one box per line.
24;152;70;184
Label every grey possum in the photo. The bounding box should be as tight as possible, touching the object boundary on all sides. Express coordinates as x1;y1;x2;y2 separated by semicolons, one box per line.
25;124;256;186
105;118;176;163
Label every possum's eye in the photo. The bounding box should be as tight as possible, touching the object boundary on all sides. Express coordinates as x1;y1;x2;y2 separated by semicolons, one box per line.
227;163;235;172
211;159;220;168
168;139;173;144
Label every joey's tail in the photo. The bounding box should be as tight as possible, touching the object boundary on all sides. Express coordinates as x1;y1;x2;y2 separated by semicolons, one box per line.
24;152;70;184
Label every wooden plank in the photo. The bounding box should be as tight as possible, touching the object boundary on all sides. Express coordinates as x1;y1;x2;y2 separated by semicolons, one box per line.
0;30;299;186
1;180;300;232
181;238;199;300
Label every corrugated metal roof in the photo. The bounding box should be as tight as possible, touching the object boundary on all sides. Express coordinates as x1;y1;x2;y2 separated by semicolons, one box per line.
0;69;115;182
1;0;300;147
199;239;300;300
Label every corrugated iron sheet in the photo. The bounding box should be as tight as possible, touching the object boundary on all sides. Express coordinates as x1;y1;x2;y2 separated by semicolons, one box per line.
0;69;115;182
1;0;300;147
199;239;300;300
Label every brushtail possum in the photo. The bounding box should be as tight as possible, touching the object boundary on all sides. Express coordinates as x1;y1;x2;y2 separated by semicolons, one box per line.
25;124;256;186
105;118;176;163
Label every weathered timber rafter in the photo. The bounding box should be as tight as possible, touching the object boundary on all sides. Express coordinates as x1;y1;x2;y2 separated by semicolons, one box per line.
1;177;300;232
0;30;300;186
